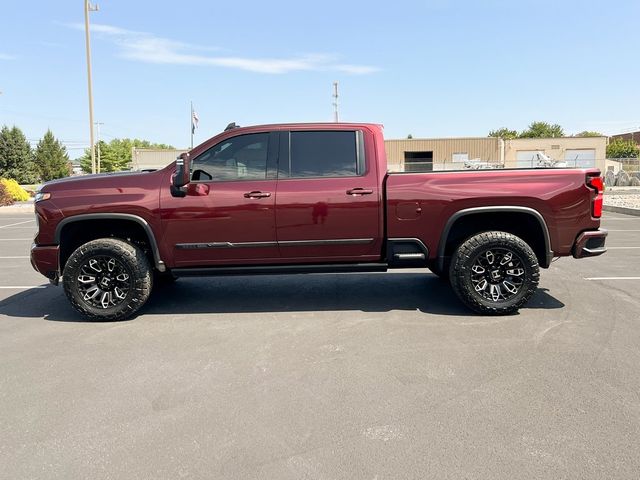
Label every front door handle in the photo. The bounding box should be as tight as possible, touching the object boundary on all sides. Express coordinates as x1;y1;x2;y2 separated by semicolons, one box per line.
244;191;271;199
346;188;374;196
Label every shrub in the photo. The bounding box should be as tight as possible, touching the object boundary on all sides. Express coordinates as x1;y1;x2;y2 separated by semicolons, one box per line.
607;138;640;159
0;178;30;201
0;182;13;206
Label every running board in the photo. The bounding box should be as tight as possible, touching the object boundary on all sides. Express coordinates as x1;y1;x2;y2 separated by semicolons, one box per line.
172;263;389;277
387;238;429;268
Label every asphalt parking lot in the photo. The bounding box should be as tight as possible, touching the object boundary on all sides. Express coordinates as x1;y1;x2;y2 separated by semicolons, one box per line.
1;212;639;479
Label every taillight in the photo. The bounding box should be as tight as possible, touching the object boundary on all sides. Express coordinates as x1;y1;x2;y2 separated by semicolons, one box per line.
587;174;604;218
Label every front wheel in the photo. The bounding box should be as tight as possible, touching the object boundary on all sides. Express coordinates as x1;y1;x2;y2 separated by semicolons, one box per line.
63;238;152;321
449;231;539;315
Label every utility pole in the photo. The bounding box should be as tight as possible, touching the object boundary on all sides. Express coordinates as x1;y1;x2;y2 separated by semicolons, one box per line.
332;82;339;122
95;122;104;173
84;0;99;174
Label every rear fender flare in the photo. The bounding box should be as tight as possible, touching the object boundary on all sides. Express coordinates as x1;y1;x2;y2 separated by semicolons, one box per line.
436;206;553;270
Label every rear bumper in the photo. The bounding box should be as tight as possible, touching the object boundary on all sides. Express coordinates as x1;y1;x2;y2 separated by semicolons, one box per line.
30;244;60;283
572;229;608;258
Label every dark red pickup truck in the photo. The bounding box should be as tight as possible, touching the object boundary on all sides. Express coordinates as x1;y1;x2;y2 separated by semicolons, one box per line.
31;123;607;320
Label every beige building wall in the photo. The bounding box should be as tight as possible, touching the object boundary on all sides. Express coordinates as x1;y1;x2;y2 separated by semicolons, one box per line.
133;138;609;173
504;137;608;168
131;148;188;171
384;138;500;171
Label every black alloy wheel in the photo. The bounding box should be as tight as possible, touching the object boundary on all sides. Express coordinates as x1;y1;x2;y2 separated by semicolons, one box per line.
76;255;133;309
469;248;525;302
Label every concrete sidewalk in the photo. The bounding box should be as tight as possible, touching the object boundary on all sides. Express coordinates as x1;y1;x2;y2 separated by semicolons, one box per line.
604;192;640;216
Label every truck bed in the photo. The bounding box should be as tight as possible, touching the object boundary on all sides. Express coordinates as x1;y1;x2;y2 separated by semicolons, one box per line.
385;168;601;263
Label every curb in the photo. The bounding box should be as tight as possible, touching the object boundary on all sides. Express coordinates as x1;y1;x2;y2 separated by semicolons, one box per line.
603;205;640;217
0;205;35;215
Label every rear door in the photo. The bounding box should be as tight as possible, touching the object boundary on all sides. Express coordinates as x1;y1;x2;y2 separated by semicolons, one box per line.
274;128;383;262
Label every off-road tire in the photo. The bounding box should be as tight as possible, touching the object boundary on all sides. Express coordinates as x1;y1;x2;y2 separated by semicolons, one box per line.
63;238;152;321
449;231;539;315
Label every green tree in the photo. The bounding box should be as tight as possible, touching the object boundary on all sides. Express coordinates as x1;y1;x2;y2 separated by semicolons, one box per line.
574;131;603;137
0;125;39;183
519;121;564;138
80;138;175;173
606;138;640;159
407;134;413;139
34;130;71;181
488;127;518;139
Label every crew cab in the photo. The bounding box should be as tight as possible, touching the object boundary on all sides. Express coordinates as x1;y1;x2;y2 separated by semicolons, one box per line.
31;123;607;320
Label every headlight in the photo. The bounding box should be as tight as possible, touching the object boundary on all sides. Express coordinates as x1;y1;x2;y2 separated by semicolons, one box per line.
34;191;51;202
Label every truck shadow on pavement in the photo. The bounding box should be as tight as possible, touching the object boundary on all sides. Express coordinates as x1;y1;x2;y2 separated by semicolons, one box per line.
0;273;565;322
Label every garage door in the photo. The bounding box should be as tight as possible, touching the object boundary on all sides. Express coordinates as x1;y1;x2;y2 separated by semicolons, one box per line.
516;151;540;168
565;149;596;168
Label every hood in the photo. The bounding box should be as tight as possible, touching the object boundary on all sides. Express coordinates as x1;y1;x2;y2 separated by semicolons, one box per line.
41;169;164;192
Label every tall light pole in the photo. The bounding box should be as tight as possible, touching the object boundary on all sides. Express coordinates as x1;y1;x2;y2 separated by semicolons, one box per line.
95;121;103;173
332;82;339;122
84;0;99;174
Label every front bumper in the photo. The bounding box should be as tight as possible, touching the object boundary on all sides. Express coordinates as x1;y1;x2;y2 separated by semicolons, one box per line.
30;244;60;283
572;229;608;258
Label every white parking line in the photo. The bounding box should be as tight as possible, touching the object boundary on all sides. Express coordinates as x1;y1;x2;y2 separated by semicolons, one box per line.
606;247;640;249
0;238;32;241
585;277;640;281
606;230;640;232
0;256;30;259
0;286;47;289
0;220;34;229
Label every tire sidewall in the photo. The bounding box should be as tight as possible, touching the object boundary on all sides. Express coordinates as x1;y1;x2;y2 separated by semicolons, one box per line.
451;232;539;314
63;239;151;321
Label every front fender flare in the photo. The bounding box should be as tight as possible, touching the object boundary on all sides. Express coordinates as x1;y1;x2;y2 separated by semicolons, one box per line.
54;213;166;272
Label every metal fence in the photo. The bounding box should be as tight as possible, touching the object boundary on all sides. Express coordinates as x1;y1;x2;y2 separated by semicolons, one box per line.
604;158;640;174
390;158;640;175
602;158;640;186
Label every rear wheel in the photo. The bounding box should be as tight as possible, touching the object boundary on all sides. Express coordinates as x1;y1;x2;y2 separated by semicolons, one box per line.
449;231;539;315
63;238;152;321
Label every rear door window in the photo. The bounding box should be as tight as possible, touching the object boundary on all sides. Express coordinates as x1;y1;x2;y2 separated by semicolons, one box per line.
282;131;363;178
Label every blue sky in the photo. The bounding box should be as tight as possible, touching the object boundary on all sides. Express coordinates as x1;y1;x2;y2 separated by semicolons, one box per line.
0;0;639;157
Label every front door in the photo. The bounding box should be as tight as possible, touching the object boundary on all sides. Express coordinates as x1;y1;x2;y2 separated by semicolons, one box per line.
160;132;279;267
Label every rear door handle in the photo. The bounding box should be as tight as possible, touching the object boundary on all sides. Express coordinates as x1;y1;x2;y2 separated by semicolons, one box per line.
244;191;271;199
346;188;374;196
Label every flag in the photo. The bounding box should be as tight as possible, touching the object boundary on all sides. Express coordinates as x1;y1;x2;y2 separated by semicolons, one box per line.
191;109;199;134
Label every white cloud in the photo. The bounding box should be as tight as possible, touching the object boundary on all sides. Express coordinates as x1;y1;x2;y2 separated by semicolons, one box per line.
0;53;16;60
68;23;378;75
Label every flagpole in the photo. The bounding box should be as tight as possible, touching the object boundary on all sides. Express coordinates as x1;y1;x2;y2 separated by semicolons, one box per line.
190;100;193;149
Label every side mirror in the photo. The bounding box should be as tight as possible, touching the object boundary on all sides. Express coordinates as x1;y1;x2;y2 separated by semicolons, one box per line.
171;153;191;197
